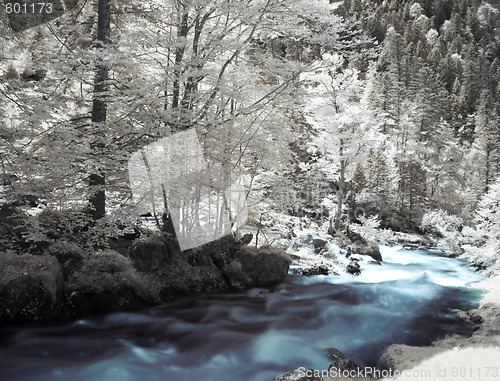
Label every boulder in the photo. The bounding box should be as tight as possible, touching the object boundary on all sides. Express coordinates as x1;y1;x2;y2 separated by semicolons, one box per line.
363;242;382;262
325;347;363;375
325;347;347;363
67;250;156;314
0;252;64;323
350;242;382;262
233;246;291;286
222;261;253;289
127;234;238;298
47;241;85;280
293;264;330;276
128;236;171;272
312;238;328;249
345;227;367;245
346;259;361;275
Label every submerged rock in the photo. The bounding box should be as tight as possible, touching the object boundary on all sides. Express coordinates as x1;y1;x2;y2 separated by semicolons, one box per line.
346;259;361;275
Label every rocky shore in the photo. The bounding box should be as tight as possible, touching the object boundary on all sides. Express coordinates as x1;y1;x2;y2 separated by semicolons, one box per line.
0;205;291;324
272;305;500;381
272;245;500;381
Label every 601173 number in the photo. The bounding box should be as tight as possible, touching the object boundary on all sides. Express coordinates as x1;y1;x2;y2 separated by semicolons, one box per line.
4;2;53;14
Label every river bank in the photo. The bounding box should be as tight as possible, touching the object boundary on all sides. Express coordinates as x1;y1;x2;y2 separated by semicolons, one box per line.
2;203;499;381
0;244;485;381
273;238;500;381
0;205;291;324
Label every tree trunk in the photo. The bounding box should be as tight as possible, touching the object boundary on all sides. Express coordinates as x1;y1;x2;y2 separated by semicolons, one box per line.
329;158;346;235
485;147;491;193
335;159;346;230
171;7;189;111
89;0;110;220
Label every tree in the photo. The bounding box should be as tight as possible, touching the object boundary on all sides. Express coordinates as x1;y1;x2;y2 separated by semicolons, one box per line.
301;53;380;232
0;0;347;223
474;91;500;192
89;0;111;220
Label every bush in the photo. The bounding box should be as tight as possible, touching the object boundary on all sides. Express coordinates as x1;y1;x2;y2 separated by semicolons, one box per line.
421;210;463;237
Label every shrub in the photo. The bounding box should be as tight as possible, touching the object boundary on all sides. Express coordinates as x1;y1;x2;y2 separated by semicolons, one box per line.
421;210;463;237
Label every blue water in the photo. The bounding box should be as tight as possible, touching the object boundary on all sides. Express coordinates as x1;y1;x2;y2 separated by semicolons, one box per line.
0;246;484;381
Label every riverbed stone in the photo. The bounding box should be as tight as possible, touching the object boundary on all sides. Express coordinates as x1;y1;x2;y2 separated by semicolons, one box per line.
346;259;361;275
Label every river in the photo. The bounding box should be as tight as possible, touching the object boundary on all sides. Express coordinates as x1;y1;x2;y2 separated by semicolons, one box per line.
0;245;484;381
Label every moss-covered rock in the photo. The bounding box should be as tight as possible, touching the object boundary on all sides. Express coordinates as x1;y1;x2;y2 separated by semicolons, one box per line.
0;252;64;323
128;236;170;272
67;250;159;314
47;241;85;280
0;207;292;323
222;260;253;289
231;246;291;287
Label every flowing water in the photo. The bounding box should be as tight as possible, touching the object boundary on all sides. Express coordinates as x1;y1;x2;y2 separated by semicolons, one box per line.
0;246;484;381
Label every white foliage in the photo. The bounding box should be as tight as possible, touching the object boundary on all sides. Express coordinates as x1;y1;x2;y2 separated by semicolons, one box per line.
477;2;499;27
409;3;424;18
357;214;381;241
421;210;463;237
475;177;500;240
425;29;439;46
